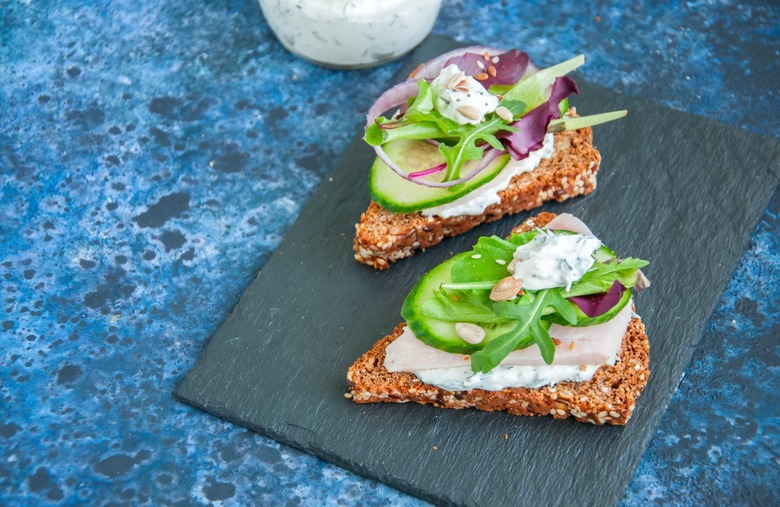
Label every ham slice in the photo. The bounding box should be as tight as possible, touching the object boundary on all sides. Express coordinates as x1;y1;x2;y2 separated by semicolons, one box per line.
385;299;633;371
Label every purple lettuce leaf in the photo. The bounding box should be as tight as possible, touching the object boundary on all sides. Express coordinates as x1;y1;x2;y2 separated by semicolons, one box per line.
497;76;579;160
569;280;626;318
444;49;534;88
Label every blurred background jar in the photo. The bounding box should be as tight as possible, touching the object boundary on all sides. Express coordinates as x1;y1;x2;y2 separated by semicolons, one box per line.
258;0;443;69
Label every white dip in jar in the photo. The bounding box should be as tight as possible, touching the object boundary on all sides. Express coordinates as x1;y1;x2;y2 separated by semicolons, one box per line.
258;0;443;69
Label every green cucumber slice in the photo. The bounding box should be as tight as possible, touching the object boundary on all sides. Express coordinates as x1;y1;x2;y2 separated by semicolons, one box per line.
401;253;517;354
594;244;617;263
369;139;509;213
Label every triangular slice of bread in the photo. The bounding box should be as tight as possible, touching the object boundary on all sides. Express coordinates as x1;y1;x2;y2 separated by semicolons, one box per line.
346;213;650;425
354;123;601;269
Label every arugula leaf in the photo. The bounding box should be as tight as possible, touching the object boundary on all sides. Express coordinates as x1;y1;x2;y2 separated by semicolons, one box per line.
494;291;558;364
469;321;534;374
471;290;560;372
529;318;555;365
449;231;546;285
437;114;511;181
421;288;510;324
542;289;578;325
565;257;649;297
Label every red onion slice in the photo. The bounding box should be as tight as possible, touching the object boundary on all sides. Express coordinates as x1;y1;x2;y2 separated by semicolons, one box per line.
374;144;505;188
366;46;510;127
409;162;446;179
411;147;503;188
365;79;419;129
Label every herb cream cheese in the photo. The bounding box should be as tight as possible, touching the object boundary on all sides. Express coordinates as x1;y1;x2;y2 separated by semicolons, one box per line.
511;229;601;291
430;64;499;125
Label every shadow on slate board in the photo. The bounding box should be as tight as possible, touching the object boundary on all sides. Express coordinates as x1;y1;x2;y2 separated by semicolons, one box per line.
176;36;780;506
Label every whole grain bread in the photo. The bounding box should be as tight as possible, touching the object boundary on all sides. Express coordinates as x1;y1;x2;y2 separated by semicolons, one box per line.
346;213;650;425
354;122;601;269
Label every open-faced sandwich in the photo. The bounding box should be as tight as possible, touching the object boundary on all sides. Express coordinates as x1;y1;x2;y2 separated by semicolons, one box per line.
354;47;627;269
347;212;651;425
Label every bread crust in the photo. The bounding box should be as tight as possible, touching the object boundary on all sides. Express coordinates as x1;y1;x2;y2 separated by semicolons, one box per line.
346;213;650;425
346;319;649;425
354;125;601;269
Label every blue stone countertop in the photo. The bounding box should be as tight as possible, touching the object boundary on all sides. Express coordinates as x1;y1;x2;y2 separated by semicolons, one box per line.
1;1;778;505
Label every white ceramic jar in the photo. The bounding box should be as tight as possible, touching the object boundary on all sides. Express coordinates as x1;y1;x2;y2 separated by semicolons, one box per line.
258;0;443;69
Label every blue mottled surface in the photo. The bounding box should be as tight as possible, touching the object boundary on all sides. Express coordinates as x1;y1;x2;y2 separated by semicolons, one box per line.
1;0;777;505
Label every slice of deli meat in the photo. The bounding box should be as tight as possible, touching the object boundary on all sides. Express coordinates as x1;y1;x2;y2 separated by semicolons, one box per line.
545;212;593;235
385;299;633;371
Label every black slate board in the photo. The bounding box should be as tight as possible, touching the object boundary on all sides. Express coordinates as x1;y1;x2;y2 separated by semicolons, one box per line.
176;36;780;506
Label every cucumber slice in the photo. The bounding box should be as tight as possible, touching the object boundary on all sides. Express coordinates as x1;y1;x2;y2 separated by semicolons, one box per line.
401;253;517;354
369;139;509;213
594;244;617;263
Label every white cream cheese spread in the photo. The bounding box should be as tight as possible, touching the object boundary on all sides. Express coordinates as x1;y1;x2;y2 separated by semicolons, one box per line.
430;64;499;125
511;229;601;291
413;364;600;391
421;133;555;218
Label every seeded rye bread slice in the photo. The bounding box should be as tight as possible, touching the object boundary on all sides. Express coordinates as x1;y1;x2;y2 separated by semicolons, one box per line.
354;121;601;269
346;212;650;425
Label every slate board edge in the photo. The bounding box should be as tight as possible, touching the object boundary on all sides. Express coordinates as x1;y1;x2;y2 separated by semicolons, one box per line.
175;35;780;506
172;390;458;507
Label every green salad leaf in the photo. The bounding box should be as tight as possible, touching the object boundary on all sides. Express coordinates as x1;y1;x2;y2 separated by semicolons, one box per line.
471;290;559;372
450;235;517;283
501;54;585;111
565;257;650;297
366;52;627;193
421;288;510;325
365;120;446;147
548;110;628;133
436;115;511;181
405;80;435;117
